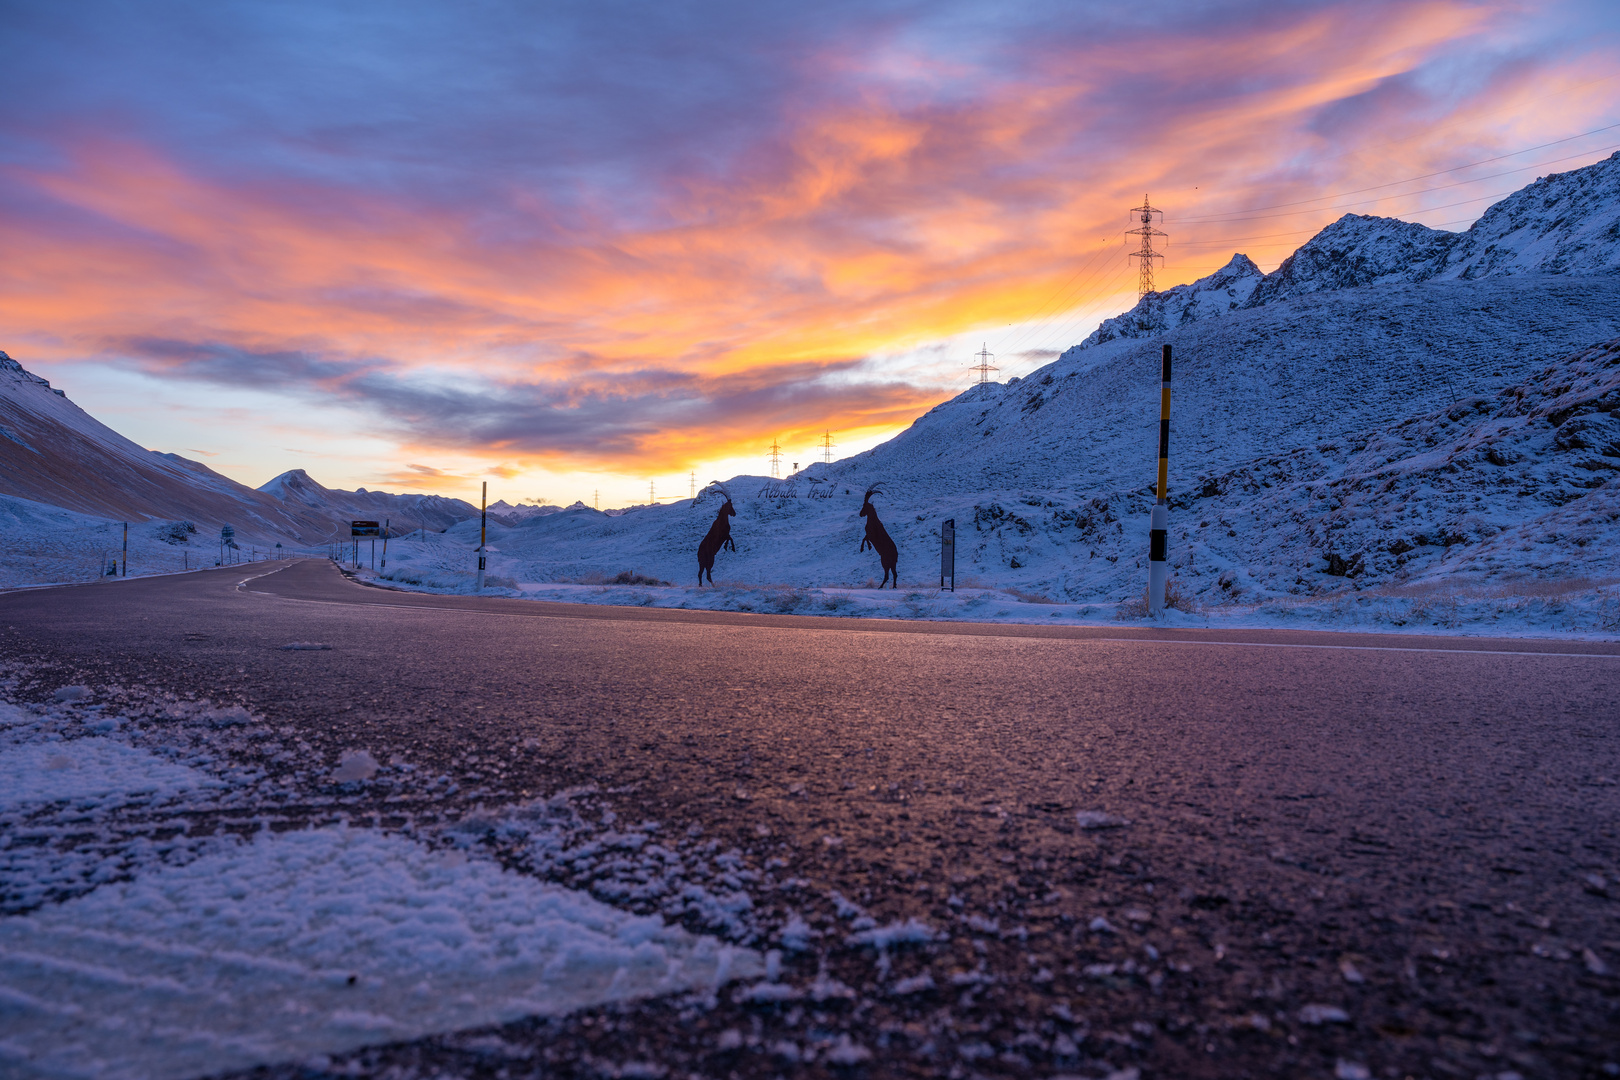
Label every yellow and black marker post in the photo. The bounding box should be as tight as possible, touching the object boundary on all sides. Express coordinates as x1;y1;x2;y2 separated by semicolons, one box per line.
475;482;487;591
1148;344;1171;616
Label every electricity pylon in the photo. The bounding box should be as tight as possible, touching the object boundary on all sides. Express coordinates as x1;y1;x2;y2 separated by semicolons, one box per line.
768;439;783;478
971;343;999;385
820;431;836;463
1126;194;1168;297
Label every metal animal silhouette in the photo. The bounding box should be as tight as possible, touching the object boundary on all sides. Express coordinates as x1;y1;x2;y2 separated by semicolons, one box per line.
858;486;898;588
695;483;736;585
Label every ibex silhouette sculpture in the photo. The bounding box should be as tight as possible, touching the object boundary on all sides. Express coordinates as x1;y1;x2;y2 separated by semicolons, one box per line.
695;483;736;586
859;486;899;588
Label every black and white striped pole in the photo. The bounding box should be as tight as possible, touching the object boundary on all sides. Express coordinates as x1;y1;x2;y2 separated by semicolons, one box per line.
1148;344;1171;616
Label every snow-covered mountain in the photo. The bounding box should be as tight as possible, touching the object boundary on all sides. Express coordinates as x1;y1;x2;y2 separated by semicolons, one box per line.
486;499;564;524
1077;149;1620;350
0;353;336;544
258;470;479;534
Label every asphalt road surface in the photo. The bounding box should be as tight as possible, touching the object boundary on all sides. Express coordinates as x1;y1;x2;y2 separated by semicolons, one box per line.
3;560;1619;1079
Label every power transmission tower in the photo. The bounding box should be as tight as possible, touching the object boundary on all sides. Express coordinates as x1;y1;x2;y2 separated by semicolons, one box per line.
768;439;783;478
971;343;999;385
649;480;656;504
1126;194;1168;297
820;430;836;463
593;489;598;509
689;471;696;499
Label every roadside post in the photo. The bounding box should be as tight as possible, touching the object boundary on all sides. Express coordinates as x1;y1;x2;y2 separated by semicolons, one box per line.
275;542;282;560
941;518;955;591
475;482;487;590
220;525;235;567
1148;344;1172;616
121;522;128;577
379;520;389;572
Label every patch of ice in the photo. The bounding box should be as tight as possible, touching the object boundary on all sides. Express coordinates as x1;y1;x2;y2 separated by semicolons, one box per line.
847;917;937;948
778;913;817;952
1075;810;1130;830
891;971;935;995
1298;1003;1351;1025
0;826;759;1080
330;749;379;783
822;1034;872;1064
0;739;218;808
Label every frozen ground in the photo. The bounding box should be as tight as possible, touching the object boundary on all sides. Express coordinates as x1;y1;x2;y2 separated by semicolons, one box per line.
0;688;761;1079
356;568;1620;640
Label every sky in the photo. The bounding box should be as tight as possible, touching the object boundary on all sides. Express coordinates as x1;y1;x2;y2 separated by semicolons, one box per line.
2;0;1618;508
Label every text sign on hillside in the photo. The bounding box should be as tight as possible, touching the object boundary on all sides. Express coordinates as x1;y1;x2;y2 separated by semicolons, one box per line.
351;520;380;537
754;479;837;500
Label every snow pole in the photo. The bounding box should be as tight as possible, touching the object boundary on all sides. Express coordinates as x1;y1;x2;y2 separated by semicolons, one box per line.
475;482;487;590
1148;344;1171;616
121;522;128;577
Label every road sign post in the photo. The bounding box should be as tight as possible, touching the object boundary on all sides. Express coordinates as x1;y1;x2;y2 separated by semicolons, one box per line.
121;522;128;577
351;521;380;572
379;520;389;571
220;524;235;567
940;518;955;591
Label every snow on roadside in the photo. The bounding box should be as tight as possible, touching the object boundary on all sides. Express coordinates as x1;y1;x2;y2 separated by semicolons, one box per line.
0;492;254;590
2;828;753;1080
0;687;761;1080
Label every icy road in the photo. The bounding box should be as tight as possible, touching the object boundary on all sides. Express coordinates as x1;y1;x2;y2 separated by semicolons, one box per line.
2;560;1618;1079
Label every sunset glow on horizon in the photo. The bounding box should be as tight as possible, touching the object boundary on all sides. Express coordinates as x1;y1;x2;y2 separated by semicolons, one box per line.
3;0;1618;507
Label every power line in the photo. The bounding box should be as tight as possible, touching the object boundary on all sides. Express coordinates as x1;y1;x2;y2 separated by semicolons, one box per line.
995;235;1121;360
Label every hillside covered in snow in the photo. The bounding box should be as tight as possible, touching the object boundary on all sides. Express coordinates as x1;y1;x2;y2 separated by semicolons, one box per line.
370;153;1620;630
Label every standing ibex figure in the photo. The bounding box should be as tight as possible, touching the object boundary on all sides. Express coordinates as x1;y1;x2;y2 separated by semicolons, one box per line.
695;483;736;586
858;486;899;588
